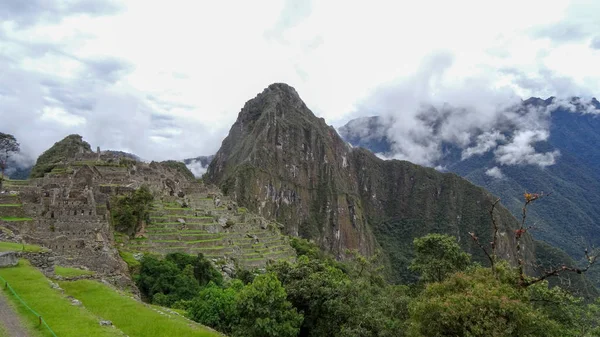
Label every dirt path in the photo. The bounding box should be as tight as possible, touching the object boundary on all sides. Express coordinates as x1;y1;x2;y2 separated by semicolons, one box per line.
0;290;30;337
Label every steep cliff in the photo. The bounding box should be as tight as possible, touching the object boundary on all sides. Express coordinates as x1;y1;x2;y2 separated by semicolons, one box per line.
206;83;533;282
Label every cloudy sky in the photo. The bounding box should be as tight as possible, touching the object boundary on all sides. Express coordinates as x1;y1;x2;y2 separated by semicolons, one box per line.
1;0;599;167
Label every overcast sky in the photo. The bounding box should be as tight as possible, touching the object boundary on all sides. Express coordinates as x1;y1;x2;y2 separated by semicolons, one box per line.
1;0;599;165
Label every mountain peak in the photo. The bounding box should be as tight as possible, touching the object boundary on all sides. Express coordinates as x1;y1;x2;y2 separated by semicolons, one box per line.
254;82;304;108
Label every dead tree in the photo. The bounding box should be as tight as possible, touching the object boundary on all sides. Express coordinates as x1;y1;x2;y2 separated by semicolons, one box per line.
469;192;598;288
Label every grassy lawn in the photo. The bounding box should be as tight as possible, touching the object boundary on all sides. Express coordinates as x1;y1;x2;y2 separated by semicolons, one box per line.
0;217;33;222
0;204;22;207
61;280;222;337
0;260;121;337
54;266;95;278
118;250;141;269
0;241;44;252
0;323;7;337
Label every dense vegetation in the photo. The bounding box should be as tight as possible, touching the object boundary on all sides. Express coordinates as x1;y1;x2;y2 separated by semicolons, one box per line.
135;230;600;336
30;134;92;178
111;186;154;237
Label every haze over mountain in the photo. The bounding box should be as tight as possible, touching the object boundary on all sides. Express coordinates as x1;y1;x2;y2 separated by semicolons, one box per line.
340;97;600;261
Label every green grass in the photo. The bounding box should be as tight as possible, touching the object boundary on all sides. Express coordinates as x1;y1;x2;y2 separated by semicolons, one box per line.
0;217;33;222
118;250;141;269
60;280;221;337
0;260;121;337
55;266;95;278
0;204;22;207
0;241;44;252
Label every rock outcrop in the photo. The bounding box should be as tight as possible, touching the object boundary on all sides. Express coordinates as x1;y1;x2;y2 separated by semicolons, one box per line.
206;83;534;282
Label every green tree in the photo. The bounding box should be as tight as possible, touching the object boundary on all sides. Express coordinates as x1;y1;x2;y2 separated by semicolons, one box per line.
409;233;471;283
0;132;20;180
136;254;201;306
111;185;153;237
165;252;223;287
188;280;242;334
235;273;303;337
408;264;562;337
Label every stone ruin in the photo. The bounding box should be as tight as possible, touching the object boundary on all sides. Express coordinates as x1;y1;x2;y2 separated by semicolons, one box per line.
1;149;296;284
0;152;194;280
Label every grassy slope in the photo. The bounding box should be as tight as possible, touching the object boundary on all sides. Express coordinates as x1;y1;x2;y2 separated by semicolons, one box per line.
0;241;44;252
0;260;120;337
61;280;221;337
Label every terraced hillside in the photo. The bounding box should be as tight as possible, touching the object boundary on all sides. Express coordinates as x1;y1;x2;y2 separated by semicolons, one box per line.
1;134;297;279
120;186;296;270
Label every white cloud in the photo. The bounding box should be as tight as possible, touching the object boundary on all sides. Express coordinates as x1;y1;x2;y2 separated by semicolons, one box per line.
0;0;598;164
186;160;209;178
494;130;560;167
485;167;505;179
462;131;507;160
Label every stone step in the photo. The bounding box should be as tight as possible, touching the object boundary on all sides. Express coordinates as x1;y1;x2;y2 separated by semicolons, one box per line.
147;223;219;231
147;233;223;241
147;238;226;247
150;216;215;224
0;195;20;204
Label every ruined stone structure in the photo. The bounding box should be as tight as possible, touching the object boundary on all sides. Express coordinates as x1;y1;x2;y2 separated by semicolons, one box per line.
1;150;193;276
1;145;295;280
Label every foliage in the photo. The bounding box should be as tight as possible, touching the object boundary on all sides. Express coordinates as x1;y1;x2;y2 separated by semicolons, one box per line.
136;253;222;306
408;264;562;337
0;132;20;180
234;273;303;337
165;252;223;287
269;251;406;337
290;237;325;260
111;186;153;237
409;233;472;283
188;281;242;334
30;134;92;178
159;160;196;181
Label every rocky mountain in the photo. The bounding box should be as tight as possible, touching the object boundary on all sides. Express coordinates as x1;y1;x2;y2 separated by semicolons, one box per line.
205;83;534;282
339;98;600;263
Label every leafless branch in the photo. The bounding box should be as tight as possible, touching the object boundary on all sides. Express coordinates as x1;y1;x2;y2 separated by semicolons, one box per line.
523;249;598;288
468;231;494;268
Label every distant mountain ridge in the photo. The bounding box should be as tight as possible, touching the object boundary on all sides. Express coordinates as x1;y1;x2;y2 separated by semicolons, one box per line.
339;96;600;262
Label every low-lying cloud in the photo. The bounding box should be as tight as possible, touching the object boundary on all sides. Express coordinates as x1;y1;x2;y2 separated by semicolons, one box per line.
485;167;505;179
349;51;598;169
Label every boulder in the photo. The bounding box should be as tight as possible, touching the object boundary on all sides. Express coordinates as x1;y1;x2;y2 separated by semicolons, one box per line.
0;251;18;268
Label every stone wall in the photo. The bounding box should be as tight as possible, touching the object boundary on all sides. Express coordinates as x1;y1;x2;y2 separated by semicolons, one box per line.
0;252;18;268
18;251;55;275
